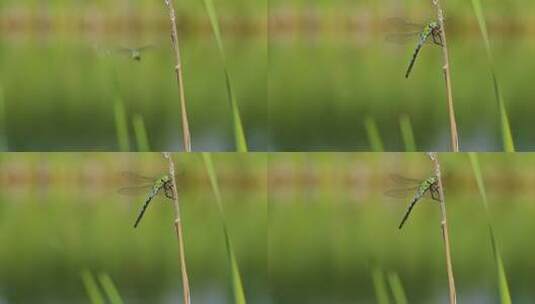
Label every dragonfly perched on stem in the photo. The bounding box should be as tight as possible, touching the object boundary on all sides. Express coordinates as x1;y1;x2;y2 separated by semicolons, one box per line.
386;18;443;78
385;174;440;229
118;172;178;228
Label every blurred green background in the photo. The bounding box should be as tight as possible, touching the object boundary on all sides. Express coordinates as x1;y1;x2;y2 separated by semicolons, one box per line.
268;0;535;151
268;153;535;303
1;153;535;302
0;0;267;151
0;153;268;303
2;1;535;151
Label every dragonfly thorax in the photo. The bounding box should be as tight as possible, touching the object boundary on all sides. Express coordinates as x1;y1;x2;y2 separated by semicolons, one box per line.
132;51;141;61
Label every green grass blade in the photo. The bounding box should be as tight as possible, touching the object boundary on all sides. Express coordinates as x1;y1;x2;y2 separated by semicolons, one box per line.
0;85;8;150
387;272;408;304
114;97;130;151
132;114;151;151
81;270;105;304
470;0;514;152
202;153;246;304
371;267;390;304
103;52;130;152
468;153;512;304
365;117;384;152
98;273;124;304
202;0;248;152
399;115;416;152
468;153;489;206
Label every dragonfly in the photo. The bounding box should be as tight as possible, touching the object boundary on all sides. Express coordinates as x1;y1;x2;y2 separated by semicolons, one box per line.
117;45;154;61
118;172;176;228
385;174;440;229
386;18;443;78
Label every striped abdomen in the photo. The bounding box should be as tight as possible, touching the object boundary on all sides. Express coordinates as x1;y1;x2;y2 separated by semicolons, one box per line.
405;32;432;78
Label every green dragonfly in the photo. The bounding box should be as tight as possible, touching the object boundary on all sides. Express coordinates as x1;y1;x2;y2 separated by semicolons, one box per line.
386;18;443;78
117;45;154;61
385;174;440;229
118;172;176;228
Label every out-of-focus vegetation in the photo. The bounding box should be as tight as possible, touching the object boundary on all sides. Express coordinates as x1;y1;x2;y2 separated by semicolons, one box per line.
268;153;535;303
0;153;267;303
0;35;267;151
2;1;535;150
1;153;535;302
0;0;265;31
0;0;267;151
268;1;535;151
269;34;535;151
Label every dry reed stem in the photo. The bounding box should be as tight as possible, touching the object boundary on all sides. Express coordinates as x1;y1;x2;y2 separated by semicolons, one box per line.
427;152;457;304
164;0;192;152
432;0;459;152
163;152;191;304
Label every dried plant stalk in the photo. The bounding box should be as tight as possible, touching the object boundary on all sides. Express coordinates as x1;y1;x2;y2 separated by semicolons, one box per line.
427;152;457;304
163;152;191;304
432;0;459;152
164;0;192;152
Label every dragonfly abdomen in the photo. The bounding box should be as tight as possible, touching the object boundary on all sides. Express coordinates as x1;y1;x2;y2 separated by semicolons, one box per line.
398;192;426;229
405;32;432;78
133;186;161;228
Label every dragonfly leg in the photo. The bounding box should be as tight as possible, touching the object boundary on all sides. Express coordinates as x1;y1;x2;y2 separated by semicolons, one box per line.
432;31;443;47
164;182;175;199
430;183;441;201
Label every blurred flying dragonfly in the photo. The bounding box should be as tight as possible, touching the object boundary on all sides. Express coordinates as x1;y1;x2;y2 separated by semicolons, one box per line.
386;18;443;78
117;45;155;61
385;174;440;229
118;172;177;228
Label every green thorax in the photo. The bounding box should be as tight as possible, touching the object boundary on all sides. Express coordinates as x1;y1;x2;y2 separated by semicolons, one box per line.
417;175;438;194
132;50;141;61
419;21;440;41
154;174;171;189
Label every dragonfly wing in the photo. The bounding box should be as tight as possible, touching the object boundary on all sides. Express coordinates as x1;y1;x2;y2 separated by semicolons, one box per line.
121;172;155;184
389;174;421;185
117;185;152;196
385;32;420;44
384;187;417;199
385;18;423;32
137;44;156;51
114;47;133;54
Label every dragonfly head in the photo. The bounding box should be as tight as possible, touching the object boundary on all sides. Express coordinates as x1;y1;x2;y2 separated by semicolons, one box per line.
161;174;171;183
429;21;440;31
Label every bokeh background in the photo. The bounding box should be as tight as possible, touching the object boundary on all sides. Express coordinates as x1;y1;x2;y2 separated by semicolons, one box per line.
0;1;267;151
268;153;535;303
0;153;268;303
2;1;535;151
1;153;535;303
268;0;535;151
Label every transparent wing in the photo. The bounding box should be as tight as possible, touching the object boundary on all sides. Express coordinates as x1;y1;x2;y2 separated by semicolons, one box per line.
137;45;155;52
385;32;420;44
117;185;152;196
121;171;155;184
384;187;417;199
385;18;422;32
389;174;421;185
115;47;133;54
386;33;436;46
